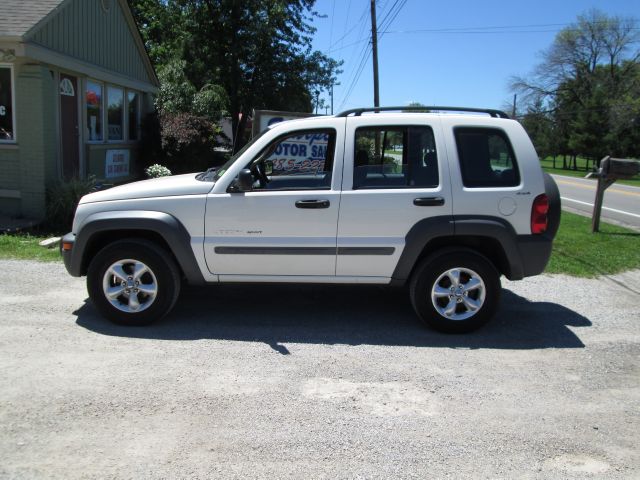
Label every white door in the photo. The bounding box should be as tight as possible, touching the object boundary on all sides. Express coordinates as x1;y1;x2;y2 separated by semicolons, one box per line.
204;127;343;277
337;116;452;278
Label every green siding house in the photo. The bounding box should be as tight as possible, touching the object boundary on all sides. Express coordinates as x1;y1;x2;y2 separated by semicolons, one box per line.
0;0;159;220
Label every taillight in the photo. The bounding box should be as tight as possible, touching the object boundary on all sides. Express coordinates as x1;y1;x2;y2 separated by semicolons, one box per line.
531;194;549;234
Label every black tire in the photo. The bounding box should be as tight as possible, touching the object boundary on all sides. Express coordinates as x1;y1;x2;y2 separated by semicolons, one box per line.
87;239;181;326
409;249;500;333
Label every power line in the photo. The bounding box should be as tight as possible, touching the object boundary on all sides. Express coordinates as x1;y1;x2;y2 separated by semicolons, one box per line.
376;0;401;32
379;0;407;35
325;3;369;52
380;21;640;35
338;43;372;110
328;0;336;48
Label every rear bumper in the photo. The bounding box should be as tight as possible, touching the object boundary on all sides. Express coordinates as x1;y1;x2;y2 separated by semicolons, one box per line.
60;232;81;276
516;234;554;277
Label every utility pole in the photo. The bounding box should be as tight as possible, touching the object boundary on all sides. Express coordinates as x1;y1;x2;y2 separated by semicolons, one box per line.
370;0;380;158
370;0;379;108
330;83;334;115
512;94;517;118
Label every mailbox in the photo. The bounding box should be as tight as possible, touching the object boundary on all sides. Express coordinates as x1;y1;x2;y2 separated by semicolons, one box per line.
601;156;640;178
589;156;640;232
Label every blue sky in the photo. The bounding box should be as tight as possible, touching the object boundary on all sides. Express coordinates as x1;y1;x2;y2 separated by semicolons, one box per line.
310;0;639;114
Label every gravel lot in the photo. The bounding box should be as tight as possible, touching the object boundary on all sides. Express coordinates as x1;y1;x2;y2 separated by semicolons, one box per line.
1;259;638;479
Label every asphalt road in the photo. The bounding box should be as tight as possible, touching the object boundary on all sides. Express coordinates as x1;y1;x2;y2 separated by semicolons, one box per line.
552;174;640;229
1;259;639;478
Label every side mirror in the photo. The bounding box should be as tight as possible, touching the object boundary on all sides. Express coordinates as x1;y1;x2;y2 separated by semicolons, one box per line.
264;160;274;176
235;168;254;192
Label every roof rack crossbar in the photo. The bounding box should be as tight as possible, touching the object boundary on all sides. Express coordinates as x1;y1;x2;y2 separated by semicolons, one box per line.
335;106;510;119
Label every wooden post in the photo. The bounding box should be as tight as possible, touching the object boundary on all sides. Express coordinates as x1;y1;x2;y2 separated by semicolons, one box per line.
589;156;639;232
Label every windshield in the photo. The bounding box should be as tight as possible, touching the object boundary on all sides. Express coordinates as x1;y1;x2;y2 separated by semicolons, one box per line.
212;129;269;181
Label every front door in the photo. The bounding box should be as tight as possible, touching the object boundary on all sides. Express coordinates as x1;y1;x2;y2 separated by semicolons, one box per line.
59;74;80;179
204;127;343;277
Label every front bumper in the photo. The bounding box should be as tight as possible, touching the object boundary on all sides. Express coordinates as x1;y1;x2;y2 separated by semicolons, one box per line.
60;232;79;276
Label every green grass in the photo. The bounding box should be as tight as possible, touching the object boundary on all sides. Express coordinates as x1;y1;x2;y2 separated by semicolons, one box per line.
540;156;640;187
0;234;62;262
546;211;640;277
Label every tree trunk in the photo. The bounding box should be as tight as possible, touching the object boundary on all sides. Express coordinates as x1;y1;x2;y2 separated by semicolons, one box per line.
552;155;556;169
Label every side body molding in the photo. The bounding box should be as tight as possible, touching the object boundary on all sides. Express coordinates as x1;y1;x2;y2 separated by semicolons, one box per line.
68;210;205;285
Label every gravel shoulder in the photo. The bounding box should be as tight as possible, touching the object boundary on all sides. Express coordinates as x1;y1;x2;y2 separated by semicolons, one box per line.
0;260;638;479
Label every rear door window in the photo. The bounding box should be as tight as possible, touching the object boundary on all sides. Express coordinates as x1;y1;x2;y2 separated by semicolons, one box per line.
454;127;520;187
353;126;438;189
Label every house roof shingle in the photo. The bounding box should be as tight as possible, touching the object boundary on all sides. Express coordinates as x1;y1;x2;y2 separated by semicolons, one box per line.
0;0;65;38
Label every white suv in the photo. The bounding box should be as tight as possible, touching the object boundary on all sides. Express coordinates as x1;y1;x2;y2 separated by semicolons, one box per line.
62;106;560;333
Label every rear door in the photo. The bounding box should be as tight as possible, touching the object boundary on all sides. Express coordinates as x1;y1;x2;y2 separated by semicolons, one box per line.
336;115;452;278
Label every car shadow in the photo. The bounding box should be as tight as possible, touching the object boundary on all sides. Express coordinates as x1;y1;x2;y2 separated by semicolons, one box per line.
74;284;590;352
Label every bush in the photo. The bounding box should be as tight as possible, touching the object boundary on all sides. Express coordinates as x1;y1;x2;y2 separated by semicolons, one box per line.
45;176;97;232
139;112;223;174
145;164;172;178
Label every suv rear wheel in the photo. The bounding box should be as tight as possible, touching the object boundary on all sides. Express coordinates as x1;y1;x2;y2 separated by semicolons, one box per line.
410;250;500;333
87;240;181;325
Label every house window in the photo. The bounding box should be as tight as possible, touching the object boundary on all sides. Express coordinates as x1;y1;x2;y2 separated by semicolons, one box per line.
86;80;103;141
0;65;15;142
127;90;140;141
107;86;124;141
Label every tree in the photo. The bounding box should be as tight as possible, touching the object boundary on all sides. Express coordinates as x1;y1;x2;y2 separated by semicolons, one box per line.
130;0;342;152
511;9;640;163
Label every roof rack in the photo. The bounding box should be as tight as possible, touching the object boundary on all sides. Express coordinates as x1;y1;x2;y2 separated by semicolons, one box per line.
335;106;510;119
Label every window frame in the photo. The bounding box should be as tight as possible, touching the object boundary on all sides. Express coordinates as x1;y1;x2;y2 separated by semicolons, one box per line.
0;63;17;144
244;127;337;192
454;126;521;189
106;85;125;143
85;78;105;144
353;124;440;190
126;89;141;142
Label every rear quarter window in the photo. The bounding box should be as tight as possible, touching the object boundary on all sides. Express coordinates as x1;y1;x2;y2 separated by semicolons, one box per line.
454;127;520;188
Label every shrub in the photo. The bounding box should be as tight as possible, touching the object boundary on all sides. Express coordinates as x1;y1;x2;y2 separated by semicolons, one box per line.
139;111;224;174
45;176;97;232
145;164;172;178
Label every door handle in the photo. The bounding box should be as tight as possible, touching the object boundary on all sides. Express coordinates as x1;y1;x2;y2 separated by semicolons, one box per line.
413;197;445;207
295;199;330;209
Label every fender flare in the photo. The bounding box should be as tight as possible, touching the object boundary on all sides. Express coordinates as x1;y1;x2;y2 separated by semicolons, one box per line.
68;210;205;285
391;215;528;283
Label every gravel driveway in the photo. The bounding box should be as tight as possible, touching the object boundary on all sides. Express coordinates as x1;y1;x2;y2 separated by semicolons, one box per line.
1;259;638;479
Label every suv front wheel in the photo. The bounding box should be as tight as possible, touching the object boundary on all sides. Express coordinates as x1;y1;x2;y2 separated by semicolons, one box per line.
87;239;181;325
410;249;500;333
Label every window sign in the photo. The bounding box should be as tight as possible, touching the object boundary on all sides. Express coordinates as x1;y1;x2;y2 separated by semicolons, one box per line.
59;78;75;96
265;132;330;175
86;81;103;141
107;86;124;141
0;66;14;141
127;91;139;140
105;149;130;178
